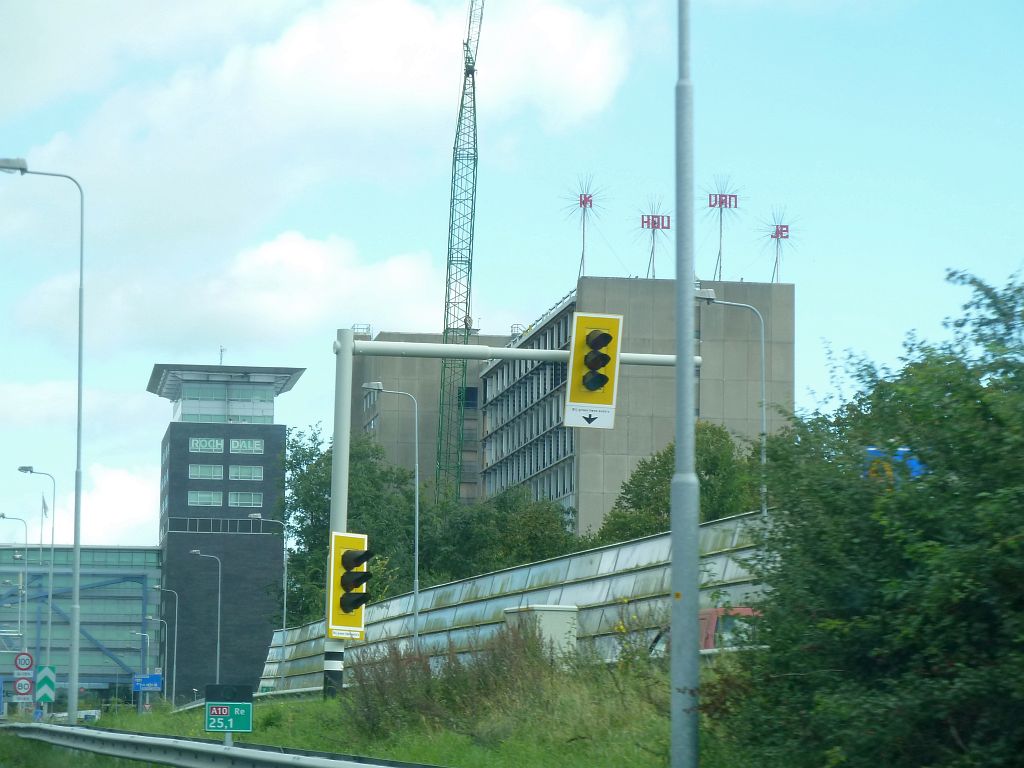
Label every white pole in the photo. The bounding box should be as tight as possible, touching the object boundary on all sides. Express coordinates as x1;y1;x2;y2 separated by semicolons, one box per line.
331;329;354;534
671;1;700;765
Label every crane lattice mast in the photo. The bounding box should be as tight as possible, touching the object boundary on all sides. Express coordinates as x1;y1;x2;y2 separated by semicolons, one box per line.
436;0;484;501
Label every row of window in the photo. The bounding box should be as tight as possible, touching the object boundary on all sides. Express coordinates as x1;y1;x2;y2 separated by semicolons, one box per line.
188;464;264;481
181;383;275;402
484;311;572;402
187;491;263;507
181;414;273;424
189;437;265;454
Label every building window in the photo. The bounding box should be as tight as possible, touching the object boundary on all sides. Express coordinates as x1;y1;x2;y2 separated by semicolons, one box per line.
229;438;264;454
189;464;224;480
363;389;378;411
229;492;263;507
229;465;264;481
189;437;224;453
461;386;479;409
187;491;223;506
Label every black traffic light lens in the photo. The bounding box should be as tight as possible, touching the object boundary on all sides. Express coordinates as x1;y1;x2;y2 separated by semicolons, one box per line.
586;330;613;350
584;350;611;370
341;549;373;570
340;592;372;614
582;371;609;391
341;571;371;591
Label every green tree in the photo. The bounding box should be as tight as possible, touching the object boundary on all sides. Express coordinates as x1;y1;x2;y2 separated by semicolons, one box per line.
596;420;759;543
422;488;580;583
706;272;1024;767
284;428;414;624
284;431;584;622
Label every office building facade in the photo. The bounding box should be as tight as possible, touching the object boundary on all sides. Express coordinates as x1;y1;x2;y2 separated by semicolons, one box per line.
148;364;301;703
352;331;510;502
0;544;160;706
478;277;794;533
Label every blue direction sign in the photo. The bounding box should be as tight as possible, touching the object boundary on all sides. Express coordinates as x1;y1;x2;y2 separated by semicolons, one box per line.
132;673;163;692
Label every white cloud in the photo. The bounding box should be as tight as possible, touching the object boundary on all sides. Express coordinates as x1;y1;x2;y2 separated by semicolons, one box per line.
0;0;311;122
486;1;630;131
7;0;630;257
15;232;445;351
80;464;161;547
0;380;77;428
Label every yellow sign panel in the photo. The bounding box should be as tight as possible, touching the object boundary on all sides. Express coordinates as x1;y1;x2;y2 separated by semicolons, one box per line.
327;531;368;641
564;312;623;429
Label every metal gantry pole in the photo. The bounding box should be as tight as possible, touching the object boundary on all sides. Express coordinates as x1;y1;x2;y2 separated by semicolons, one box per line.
672;0;701;766
330;329;355;535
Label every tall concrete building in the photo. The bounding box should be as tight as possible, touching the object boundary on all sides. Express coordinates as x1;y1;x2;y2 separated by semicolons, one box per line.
352;331;510;501
147;364;302;703
479;277;794;533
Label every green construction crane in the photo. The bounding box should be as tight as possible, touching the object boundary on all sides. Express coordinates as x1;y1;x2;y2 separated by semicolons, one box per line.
436;0;485;502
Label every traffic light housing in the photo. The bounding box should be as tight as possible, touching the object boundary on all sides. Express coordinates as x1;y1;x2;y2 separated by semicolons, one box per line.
327;532;373;640
339;548;373;613
566;313;623;409
582;329;614;391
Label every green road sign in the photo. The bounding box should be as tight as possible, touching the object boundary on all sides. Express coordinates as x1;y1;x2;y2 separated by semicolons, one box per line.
35;666;56;703
205;701;253;733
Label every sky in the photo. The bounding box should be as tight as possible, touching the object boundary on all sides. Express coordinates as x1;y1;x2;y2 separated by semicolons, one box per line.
1;0;1021;548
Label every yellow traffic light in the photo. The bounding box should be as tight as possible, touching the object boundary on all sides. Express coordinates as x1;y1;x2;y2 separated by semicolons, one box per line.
563;313;624;429
567;313;622;407
327;532;373;641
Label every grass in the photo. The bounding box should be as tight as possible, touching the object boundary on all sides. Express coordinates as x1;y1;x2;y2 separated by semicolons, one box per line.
0;626;748;767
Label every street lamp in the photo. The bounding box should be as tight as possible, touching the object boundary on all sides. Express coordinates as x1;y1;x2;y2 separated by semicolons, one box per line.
247;513;288;633
698;288;768;515
362;381;420;654
18;467;57;667
2;158;87;724
153;585;179;707
146;616;169;698
190;550;221;683
0;514;30;648
131;631;150;714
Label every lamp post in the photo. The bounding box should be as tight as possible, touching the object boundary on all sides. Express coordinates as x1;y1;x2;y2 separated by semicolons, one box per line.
190;550;221;683
2;158;86;724
362;381;420;654
671;4;700;764
247;513;288;632
146;616;168;698
131;631;150;714
0;514;30;649
18;467;56;667
699;291;768;515
153;585;179;707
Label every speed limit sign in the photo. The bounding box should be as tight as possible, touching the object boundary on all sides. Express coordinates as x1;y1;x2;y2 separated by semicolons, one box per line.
14;677;33;695
14;652;33;671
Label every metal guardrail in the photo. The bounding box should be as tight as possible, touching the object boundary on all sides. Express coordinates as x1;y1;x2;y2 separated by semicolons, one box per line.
0;722;439;768
260;511;764;693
